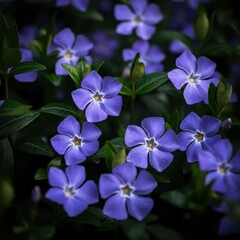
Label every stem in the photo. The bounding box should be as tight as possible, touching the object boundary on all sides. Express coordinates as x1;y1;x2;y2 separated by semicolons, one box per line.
131;82;136;113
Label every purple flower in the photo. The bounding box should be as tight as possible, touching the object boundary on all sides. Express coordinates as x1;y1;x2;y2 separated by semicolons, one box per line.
178;112;221;163
125;117;179;172
56;0;90;12
198;139;240;193
114;0;163;40
99;162;157;221
91;30;119;60
50;115;101;165
45;165;99;217
171;0;208;10
48;28;93;75
71;70;123;123
19;24;37;48
168;50;220;104
123;40;165;74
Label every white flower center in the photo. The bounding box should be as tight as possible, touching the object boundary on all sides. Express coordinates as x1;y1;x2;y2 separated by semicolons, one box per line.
188;72;200;84
145;138;157;150
194;131;205;142
65;186;76;197
217;163;230;174
133;15;142;25
120;184;133;198
65;49;74;59
72;136;82;146
92;91;104;103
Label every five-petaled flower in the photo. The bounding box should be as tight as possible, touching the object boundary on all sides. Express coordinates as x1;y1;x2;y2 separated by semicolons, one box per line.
45;165;99;217
71;70;123;122
123;40;165;74
48;27;93;75
178;111;221;163
50;115;101;165
99;162;157;221
125;117;179;172
167;50;220;104
198;139;240;193
56;0;90;12
114;0;163;40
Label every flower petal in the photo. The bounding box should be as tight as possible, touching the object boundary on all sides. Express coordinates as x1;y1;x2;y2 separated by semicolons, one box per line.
74;34;93;55
14;71;37;83
208;173;228;193
143;3;163;24
71;88;92;110
50;134;72;155
53;28;75;49
57;115;80;137
65;165;85;188
101;96;122;116
141;117;165;139
180;112;202;132
102;77;122;98
176;50;197;74
64;146;86;165
85;102;107;122
81;122;101;141
136;24;155;40
45;188;66;204
130;0;147;14
146;45;165;63
125;125;147;147
132;40;149;55
72;0;90;12
202;115;221;136
48;167;67;187
149;150;173;172
127;195;153;221
157;129;179;152
218;216;240;235
56;0;70;7
177;131;194;151
55;57;71;75
167;69;188;90
114;4;133;20
198;150;218;171
63;197;88;217
81;70;103;92
113;162;137;184
99;174;121;198
230;150;240;172
75;180;99;204
133;170;157;194
211;139;232;162
103;194;127;220
123;49;137;61
116;22;135;35
186;142;202;163
196;56;216;79
126;145;149;169
183;83;206;104
81;141;99;156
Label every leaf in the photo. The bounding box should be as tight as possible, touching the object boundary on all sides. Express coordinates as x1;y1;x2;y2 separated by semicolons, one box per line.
116;77;132;96
150;170;171;184
112;147;126;169
10;61;46;75
208;83;217;116
40;102;80;118
160;190;188;208
61;63;82;86
47;157;62;171
0;99;32;116
104;140;117;172
34;168;48;180
0;111;40;139
29;225;56;240
17;138;54;157
167;110;179;132
43;72;62;87
136;72;168;95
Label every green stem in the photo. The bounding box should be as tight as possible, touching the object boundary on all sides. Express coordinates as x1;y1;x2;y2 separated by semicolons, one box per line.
131;82;136;113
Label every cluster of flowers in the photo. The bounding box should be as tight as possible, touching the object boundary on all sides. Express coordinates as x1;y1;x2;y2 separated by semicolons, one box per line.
12;0;240;235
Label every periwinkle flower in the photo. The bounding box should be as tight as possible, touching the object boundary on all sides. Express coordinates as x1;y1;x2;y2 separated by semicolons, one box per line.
114;0;163;40
19;24;37;48
45;165;99;217
99;162;157;221
123;40;165;74
168;50;220;104
198;139;240;193
56;0;90;12
125;117;179;172
48;27;93;75
50;115;101;165
178;111;221;163
71;70;122;123
171;0;208;9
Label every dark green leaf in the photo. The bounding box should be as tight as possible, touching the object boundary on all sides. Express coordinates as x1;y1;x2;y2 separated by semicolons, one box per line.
208;83;217;116
0;180;14;210
17;138;54;157
142;214;159;224
34;168;48;180
116;77;132;96
160;190;187;208
132;62;145;81
0;12;8;34
105;140;117;172
40;102;80;118
94;60;104;72
136;72;168;95
167;110;179;132
112;147;126;169
29;225;56;240
10;61;46;75
0;111;40;139
44;72;62;87
149;169;171;184
61;63;82;86
5;21;19;48
47;157;62;171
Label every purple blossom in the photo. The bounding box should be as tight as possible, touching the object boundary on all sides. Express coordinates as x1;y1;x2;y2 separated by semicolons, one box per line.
178;112;221;163
198;139;240;193
19;24;38;48
48;28;93;75
114;0;163;40
123;40;165;74
168;50;220;104
45;165;99;217
50;115;101;165
125;117;179;172
71;70;123;123
171;0;208;10
56;0;90;12
99;162;157;221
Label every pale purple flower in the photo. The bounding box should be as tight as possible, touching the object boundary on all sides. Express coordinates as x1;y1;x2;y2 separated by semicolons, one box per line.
19;24;37;48
114;0;163;40
50;115;101;165
125;117;179;172
56;0;90;12
48;28;93;75
123;40;165;74
168;50;220;104
99;162;157;221
45;165;99;217
178;111;221;163
171;0;208;9
198;139;240;193
71;70;122;123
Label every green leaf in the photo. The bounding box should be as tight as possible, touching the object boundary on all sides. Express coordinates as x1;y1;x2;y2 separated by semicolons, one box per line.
0;180;14;210
142;214;159;224
149;169;171;184
43;72;62;87
116;77;132;96
94;60;104;72
76;57;91;80
112;147;126;169
105;140;117;172
10;61;46;75
160;190;188;208
61;63;82;86
29;225;56;240
0;99;32;116
47;157;62;171
40;102;80;118
132;62;145;81
0;12;8;34
0;111;40;139
17;138;54;157
208;83;217;116
136;72;168;95
167;110;179;132
34;168;48;180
